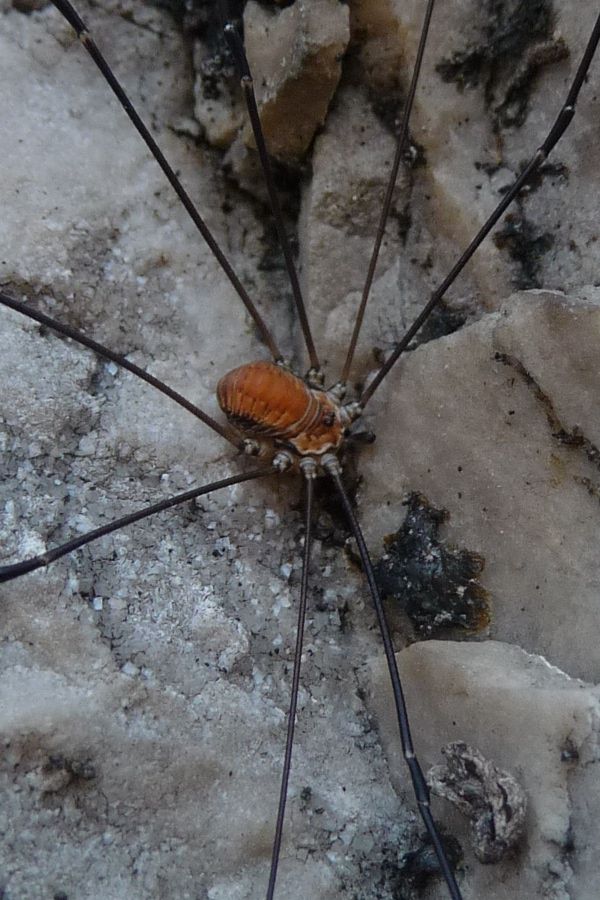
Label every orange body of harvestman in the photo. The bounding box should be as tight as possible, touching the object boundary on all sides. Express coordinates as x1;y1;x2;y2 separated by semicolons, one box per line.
217;361;353;458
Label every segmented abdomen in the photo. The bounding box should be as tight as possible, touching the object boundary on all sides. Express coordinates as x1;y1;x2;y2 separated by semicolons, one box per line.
217;360;343;455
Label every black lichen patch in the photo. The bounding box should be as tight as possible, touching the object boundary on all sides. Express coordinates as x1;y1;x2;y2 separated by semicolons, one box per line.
188;1;241;100
345;831;462;900
435;0;568;131
173;0;246;41
44;754;97;787
493;209;555;289
414;300;468;344
397;832;463;896
513;160;569;195
374;493;490;637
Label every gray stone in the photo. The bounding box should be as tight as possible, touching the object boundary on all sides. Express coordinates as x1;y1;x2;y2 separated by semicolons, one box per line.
194;0;350;191
0;2;401;897
1;0;600;898
243;0;350;164
360;289;600;683
368;641;600;899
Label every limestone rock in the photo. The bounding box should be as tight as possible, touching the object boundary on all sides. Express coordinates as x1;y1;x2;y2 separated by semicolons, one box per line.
2;0;600;898
360;289;600;683
368;640;600;899
244;0;350;165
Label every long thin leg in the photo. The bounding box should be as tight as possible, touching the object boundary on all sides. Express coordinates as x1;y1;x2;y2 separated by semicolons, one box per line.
360;11;600;407
0;291;241;450
50;0;282;362
0;467;272;584
224;24;321;377
326;460;463;900
339;0;437;387
266;472;314;900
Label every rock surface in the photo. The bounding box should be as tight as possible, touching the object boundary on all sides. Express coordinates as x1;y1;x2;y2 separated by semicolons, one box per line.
243;0;350;164
361;289;600;682
368;641;600;899
1;0;599;898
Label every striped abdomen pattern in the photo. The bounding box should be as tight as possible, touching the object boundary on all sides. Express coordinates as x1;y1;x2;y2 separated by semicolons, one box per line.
217;361;344;456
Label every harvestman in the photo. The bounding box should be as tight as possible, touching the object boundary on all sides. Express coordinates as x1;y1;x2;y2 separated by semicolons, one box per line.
1;0;600;897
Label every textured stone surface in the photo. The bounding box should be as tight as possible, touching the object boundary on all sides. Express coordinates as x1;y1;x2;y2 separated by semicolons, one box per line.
0;2;404;897
1;0;600;898
368;641;600;899
300;0;600;379
360;289;600;682
193;0;349;189
243;0;350;164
